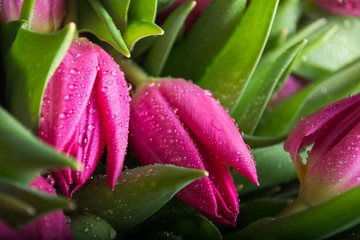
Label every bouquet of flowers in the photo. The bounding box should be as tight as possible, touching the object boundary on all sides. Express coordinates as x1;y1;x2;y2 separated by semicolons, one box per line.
1;0;360;239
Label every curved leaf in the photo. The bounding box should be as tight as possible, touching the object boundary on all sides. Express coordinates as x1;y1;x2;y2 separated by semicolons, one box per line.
74;0;130;57
144;1;196;76
0;177;75;228
123;20;163;50
4;22;75;131
197;0;279;112
235;142;296;196
233;39;307;134
74;165;207;231
71;213;117;240
0;106;77;185
226;185;360;240
164;0;247;80
255;58;360;136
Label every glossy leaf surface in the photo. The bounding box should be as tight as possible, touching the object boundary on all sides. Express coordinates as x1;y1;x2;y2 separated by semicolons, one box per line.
4;22;75;131
74;165;207;231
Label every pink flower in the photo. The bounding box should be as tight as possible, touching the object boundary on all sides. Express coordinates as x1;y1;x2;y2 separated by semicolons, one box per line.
129;79;258;226
0;0;66;32
39;38;130;197
284;93;360;205
0;176;73;240
312;0;360;16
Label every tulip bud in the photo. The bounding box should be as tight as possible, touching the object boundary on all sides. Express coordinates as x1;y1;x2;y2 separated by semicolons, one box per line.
40;38;130;197
312;0;360;16
0;176;73;240
0;0;66;33
284;93;360;205
129;79;258;226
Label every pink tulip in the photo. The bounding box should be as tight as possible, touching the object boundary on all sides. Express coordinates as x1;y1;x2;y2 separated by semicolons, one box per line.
284;93;360;205
129;79;258;226
312;0;360;16
0;0;66;33
0;176;73;240
39;38;130;198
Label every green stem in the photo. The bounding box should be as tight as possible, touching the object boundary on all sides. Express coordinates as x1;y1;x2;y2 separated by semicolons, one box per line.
115;57;150;87
20;0;36;28
276;196;309;217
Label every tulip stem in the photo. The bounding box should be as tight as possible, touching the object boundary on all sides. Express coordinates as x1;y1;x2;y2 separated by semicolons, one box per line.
115;57;150;87
276;196;309;216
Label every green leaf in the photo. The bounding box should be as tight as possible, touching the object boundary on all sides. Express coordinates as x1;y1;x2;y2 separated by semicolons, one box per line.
232;39;307;134
264;18;327;66
266;0;301;49
74;165;207;232
237;199;292;229
123;20;164;50
255;58;360;136
296;4;360;79
4;22;75;131
243;134;286;148
197;0;279;112
19;0;36;21
163;0;247;80
157;0;177;11
101;0;131;32
0;177;75;228
225;185;360;240
71;213;117;240
133;214;222;240
0;106;77;185
128;0;157;22
144;1;196;76
234;142;297;196
74;0;130;57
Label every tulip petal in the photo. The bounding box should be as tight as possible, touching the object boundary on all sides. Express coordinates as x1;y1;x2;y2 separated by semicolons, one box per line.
0;0;23;24
31;0;66;33
130;84;226;222
313;0;360;16
284;94;360;162
93;45;130;189
0;221;21;240
39;38;98;152
197;144;239;226
308;107;360;191
19;177;73;240
0;177;73;240
159;79;258;185
57;93;104;197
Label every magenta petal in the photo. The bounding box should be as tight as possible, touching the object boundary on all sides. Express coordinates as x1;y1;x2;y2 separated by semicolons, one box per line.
31;0;66;32
159;79;258;185
39;38;98;152
130;83;240;225
0;0;23;24
0;221;21;240
129;85;221;220
284;94;360;161
313;0;360;16
0;177;74;240
308;112;360;189
93;45;130;189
